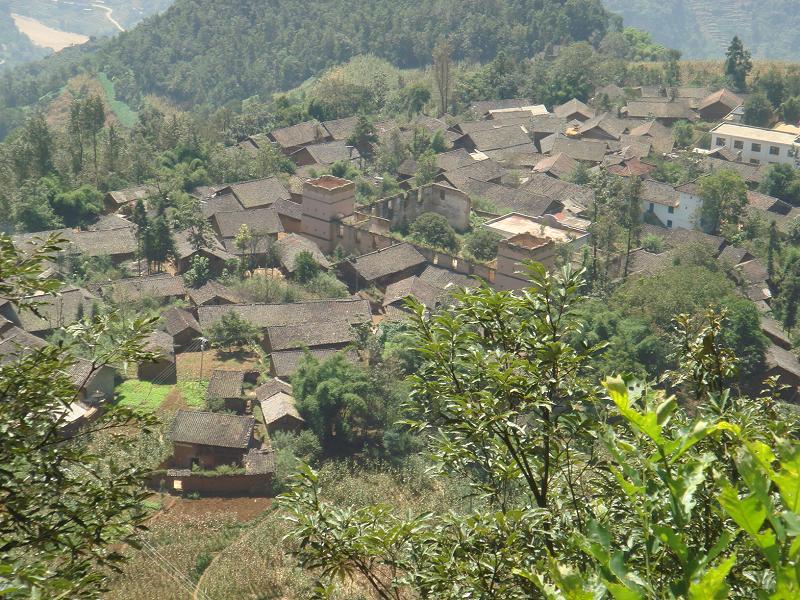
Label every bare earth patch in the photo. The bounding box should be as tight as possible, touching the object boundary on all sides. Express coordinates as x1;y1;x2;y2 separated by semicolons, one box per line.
177;350;261;381
11;13;89;52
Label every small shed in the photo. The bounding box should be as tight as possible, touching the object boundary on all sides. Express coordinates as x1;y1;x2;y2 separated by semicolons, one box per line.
138;330;176;383
258;388;305;434
206;369;246;413
168;410;255;469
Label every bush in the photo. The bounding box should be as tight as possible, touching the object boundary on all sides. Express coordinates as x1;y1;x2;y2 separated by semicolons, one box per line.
642;233;664;253
294;251;321;283
207;311;259;351
301;272;348;299
464;228;502;262
409;212;459;253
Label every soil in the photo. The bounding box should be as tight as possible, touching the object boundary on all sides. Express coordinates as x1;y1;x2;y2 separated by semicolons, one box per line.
177;350;261;381
151;495;272;523
156;387;187;417
10;13;89;51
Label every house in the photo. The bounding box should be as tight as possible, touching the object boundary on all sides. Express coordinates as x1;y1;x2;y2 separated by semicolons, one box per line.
529;114;568;147
628;120;674;154
269;348;359;380
211;207;284;241
16;287;96;337
418;265;476;293
138;330;176;383
624;100;696;123
339;243;428;291
439;159;506;189
290;140;361;167
459;179;562;217
104;184;156;213
101;275;186;304
213;177;292;210
697;89;743;122
764;344;800;403
607;157;656;178
168;410;256;469
200;192;245;218
521;173;595;216
188;280;243;307
206;369;246;413
382;276;441;316
274;234;331;275
321;116;360;141
707;123;800;167
161;307;202;349
542;135;607;164
469;98;537;118
458;124;532;153
268;120;332;154
265;321;357;353
256;379;305;434
576;114;622;140
534;153;579;179
699;156;766;186
173;229;235;275
761;317;792;350
640;180;700;230
554;99;595;122
301;175;356;253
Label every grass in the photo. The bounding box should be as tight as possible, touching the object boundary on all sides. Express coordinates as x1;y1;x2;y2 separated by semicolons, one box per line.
115;379;173;413
176;380;208;408
97;72;137;128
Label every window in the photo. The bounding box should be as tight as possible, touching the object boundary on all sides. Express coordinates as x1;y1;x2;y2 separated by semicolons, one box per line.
751;143;762;152
666;220;673;228
439;190;445;201
734;140;744;150
770;146;780;156
750;158;761;165
649;202;655;212
716;137;726;147
668;206;675;214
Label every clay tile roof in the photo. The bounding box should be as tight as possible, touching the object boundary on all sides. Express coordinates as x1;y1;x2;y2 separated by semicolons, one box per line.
274;234;331;273
259;391;304;426
197;298;371;330
213;207;284;238
350;243;427;282
168;410;253;448
254;378;293;402
607;158;656;178
266;321;356;352
161;307;201;337
206;370;244;400
269;120;330;149
188;281;243;306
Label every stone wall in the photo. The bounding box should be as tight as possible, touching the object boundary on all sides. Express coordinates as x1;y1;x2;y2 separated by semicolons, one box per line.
360;183;471;232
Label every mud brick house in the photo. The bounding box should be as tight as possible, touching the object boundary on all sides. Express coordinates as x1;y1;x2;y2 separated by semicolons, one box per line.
99;274;187;304
274;233;331;276
138;330;176;383
765;345;800;404
167;410;256;470
187;280;243;307
255;379;305;434
268;120;332;155
161;307;202;349
173;229;234;276
16;287;97;338
265;321;357;354
206;369;246;413
554;98;595;122
338;243;428;292
104;184;157;213
269;348;360;380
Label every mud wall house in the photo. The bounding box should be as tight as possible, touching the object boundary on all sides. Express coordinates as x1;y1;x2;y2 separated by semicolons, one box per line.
173;229;235;276
268;120;332;155
623;100;697;124
765;345;800;404
363;183;472;233
138;330;176;383
98;274;187;306
269;348;360;380
188;280;243;308
167;410;256;470
554;98;596;123
161;307;202;350
214;177;292;210
256;379;306;434
290;140;361;167
697;89;743;122
265;321;357;355
274;233;331;276
17;287;97;338
212;207;285;259
300;175;357;253
338;243;428;292
103;184;156;214
206;369;246;414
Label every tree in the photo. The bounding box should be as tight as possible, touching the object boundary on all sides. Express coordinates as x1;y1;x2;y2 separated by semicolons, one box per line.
757;67;786;107
619;176;643;277
697;169;748;234
743;92;773;127
464;228;501;262
414;150;438;187
182;255;211;288
347;115;378;160
760;163;800;204
207;310;259;351
662;49;681;87
396;82;431;116
724;36;752;91
780;96;800;125
0;233;157;598
234;223;253;274
409;212;459;253
294;250;321;283
51;185;103;228
433;38;452;117
12;177;62;232
672;120;694;148
142;215;176;273
82;95;106;184
12;113;53;181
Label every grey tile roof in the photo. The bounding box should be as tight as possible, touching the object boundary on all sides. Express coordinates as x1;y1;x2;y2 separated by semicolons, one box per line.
275;234;331;273
0;327;47;363
206;369;244;400
521;173;595;212
259;391;304;426
106;185;156;208
461;179;559;217
554;98;595;120
267;321;357;352
198;298;371;330
244;448;275;474
534;153;579;178
766;344;800;378
293;140;361;165
168;410;254;448
201;192;244;218
89;214;135;231
161;307;201;337
269;120;331;149
322;116;359;141
144;330;175;359
103;275;186;301
188;281;243;306
761;316;791;349
577;114;622;139
272;198;303;221
465;125;532;152
441;159;507;189
641;180;680;208
718;245;752;266
699;157;765;184
418;265;477;290
213;207;284;238
173;228;231;261
17;287;96;334
270;348;358;378
625;100;696;120
383;276;441;308
350;243;427;283
254;378;293;402
470;98;534;116
549;136;608;163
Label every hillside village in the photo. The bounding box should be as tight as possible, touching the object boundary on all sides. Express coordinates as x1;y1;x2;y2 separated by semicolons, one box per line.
5;81;800;497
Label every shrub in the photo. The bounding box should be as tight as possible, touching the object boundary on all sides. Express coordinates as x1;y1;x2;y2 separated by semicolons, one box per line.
409;212;459;253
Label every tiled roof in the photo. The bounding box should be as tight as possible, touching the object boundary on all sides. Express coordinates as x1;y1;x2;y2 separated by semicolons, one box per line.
106;185;156;208
270;348;358;379
521;173;595;212
188;281;243;306
460;179;559;217
607;158;656;178
738;259;769;285
293;140;360;165
698;89;742;112
0;327;47;363
435;148;475;172
641;179;680;208
383;276;441;308
718;245;752;266
89;214;135;231
534;153;579;178
441;159;506;188
350;243;427;282
17;288;96;334
322;116;359;141
761;316;791;349
173;228;231;261
213;207;284;238
272;198;303;221
206;369;244;399
266;321;356;352
577;114;622;139
200;192;244;218
223;177;291;209
254;378;293;402
699;157;765;184
554;98;595;120
168;410;253;448
244;448;276;474
275;234;331;273
766;344;800;378
259;391;304;426
418;265;477;291
104;275;186;301
269;120;330;149
625;249;674;277
465;125;532;151
198;298;371;330
625;100;696;120
161;307;201;337
470;98;535;116
548;136;608;163
144;330;175;358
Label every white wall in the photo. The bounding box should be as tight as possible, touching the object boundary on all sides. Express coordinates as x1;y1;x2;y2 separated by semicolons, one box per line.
712;133;798;167
642;193;700;230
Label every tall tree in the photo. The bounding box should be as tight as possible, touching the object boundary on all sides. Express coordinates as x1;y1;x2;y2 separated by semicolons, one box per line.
724;36;752;91
433;38;452;117
620;176;643;277
82;95;106;184
697;169;748;234
743;92;773;127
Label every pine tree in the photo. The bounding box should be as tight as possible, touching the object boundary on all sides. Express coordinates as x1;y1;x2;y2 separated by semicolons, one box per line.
724;36;752;91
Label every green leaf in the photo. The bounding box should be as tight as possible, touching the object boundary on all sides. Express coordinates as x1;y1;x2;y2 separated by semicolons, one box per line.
606;582;645;600
604;377;663;445
688;555;736;600
653;525;689;563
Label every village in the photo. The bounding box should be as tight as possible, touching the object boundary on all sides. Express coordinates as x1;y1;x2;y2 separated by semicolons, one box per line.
5;83;800;498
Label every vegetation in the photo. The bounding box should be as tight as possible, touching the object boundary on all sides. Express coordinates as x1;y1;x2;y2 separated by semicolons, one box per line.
409;212;460;253
207;311;259;351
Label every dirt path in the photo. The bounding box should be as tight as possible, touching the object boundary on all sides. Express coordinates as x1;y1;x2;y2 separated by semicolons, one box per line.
92;4;125;32
10;13;89;51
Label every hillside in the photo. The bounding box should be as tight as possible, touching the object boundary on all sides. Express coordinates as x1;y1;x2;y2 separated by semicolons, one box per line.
602;0;800;59
73;0;610;107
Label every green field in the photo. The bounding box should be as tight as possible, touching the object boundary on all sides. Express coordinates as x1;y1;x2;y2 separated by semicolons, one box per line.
97;72;137;128
176;380;208;408
115;379;173;413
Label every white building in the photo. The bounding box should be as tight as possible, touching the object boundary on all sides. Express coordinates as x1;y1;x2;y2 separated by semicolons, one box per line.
708;123;800;168
640;180;701;230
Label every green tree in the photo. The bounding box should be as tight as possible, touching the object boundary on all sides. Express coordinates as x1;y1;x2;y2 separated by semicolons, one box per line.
0;233;157;599
346;115;378;160
207;310;259;351
51;185;103;228
294;250;321;284
620;176;643;277
396;82;431;116
142;215;176;273
83;95;106;184
757;67;786;107
414;149;438;187
183;255;211;288
12;113;54;181
672;120;694;148
760;163;800;204
724;35;752;91
697;169;748;234
433;37;452;116
779;96;800;124
662;48;681;87
409;212;459;252
234;223;253;274
743;92;773;127
464;228;502;262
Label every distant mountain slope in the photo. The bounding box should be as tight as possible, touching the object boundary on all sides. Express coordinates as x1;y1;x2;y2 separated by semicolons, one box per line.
0;7;50;68
93;0;610;107
601;0;800;59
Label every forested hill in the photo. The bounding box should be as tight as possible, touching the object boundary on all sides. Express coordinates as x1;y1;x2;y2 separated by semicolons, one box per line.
601;0;800;59
71;0;610;108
